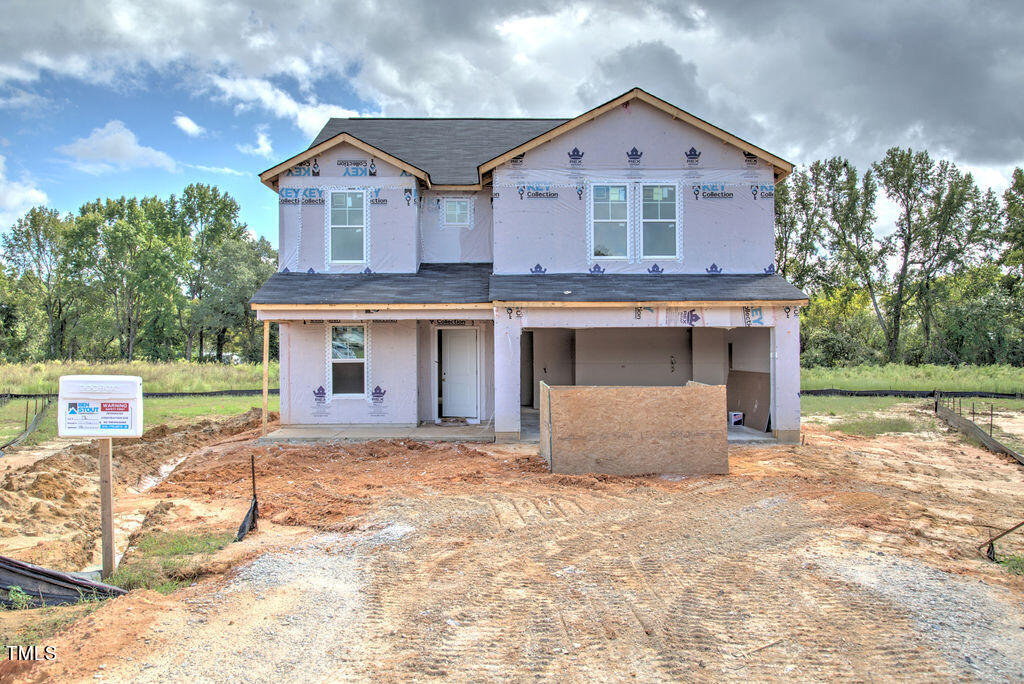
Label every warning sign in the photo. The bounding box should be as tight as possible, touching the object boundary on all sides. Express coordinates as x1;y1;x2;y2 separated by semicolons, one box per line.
64;401;133;433
58;375;143;438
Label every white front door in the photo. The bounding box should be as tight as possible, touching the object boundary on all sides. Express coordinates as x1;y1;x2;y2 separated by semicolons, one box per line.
441;328;478;418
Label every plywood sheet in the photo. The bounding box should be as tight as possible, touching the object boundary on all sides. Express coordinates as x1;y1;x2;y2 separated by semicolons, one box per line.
545;383;727;476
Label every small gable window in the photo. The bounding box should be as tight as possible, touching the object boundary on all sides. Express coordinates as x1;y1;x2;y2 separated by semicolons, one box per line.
443;198;471;228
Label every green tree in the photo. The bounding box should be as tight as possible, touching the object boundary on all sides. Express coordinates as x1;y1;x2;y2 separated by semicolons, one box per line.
1;207;87;359
196;235;277;362
76;197;179;360
873;148;997;361
775;166;826;291
1000;167;1024;272
816;157;891;346
167;184;246;360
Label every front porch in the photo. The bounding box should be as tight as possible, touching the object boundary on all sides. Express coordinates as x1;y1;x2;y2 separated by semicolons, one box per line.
259;420;496;444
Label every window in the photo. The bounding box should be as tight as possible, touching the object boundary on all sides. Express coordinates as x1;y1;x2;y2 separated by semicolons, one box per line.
642;184;677;258
592;184;628;258
330;191;364;262
331;325;365;395
444;198;470;227
588;182;680;262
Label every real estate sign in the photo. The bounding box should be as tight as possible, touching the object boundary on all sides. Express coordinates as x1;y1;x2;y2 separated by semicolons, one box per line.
57;375;143;438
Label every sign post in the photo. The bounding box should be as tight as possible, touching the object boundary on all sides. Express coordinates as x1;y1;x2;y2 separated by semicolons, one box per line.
57;376;143;579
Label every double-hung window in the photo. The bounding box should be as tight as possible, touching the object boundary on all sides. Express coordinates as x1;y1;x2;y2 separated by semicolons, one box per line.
591;184;629;258
331;325;365;396
444;198;470;228
330;191;365;262
641;184;677;259
590;183;678;260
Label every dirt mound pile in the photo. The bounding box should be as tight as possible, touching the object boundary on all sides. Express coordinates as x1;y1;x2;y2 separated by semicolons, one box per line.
0;410;278;571
159;439;540;528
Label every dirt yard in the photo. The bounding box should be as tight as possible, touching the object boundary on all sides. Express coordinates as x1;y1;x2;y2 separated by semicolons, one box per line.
2;407;1023;682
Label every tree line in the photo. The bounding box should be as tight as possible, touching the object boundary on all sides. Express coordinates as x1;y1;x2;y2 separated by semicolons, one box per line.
0;184;277;363
776;147;1024;367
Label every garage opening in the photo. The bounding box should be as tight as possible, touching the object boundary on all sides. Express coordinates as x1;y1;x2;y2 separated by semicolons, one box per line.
521;326;773;443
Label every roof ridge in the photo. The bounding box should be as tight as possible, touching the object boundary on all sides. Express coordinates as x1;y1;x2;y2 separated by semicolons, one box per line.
323;117;569;122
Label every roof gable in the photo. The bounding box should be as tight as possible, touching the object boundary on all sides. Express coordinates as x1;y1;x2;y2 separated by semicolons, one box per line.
479;88;792;181
259;87;792;189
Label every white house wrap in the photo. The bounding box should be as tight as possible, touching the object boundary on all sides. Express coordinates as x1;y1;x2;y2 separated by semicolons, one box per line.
253;88;808;446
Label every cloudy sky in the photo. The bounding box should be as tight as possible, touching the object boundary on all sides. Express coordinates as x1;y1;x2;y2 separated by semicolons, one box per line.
1;1;1021;245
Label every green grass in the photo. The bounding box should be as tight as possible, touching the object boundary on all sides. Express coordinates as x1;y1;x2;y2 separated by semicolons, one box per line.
108;530;235;594
998;555;1024;575
0;395;280;450
0;360;280;395
833;416;920;437
0;602;101;652
801;395;911;417
802;364;1024;394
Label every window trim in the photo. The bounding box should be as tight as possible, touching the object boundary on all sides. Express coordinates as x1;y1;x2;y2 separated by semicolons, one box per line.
329;323;367;398
327;188;368;265
440;196;474;230
639;182;679;260
588;182;632;261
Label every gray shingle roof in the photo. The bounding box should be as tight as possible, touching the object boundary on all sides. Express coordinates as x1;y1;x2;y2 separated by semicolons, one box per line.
251;263;492;305
251;264;808;306
490;273;808;302
309;119;569;185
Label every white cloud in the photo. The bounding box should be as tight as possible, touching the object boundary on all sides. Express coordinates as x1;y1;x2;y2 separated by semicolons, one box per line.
0;154;47;228
188;163;246;176
0;87;47;109
56;120;176;174
173;114;205;137
209;76;358;138
236;126;274;159
0;2;1021;178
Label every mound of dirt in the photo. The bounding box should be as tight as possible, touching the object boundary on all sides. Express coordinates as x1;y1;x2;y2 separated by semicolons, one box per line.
0;410;278;571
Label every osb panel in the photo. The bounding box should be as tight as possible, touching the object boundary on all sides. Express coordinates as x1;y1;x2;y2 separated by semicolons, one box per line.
547;384;727;476
726;370;771;432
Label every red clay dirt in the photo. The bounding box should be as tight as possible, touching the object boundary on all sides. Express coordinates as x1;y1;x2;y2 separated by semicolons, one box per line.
2;416;1023;682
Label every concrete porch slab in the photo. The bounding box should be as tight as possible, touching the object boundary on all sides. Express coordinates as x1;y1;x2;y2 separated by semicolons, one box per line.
728;425;777;444
259;422;496;444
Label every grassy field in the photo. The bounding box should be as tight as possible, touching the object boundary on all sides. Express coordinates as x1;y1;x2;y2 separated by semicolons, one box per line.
0;360;280;395
803;364;1024;394
0;395;280;449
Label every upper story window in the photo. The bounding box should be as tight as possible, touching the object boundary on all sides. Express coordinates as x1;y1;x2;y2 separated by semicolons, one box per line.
330;191;365;263
331;325;365;395
442;197;472;228
641;185;677;258
590;182;678;260
592;184;628;258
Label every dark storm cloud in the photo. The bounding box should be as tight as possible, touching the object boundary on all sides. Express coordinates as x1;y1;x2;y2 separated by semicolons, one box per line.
0;1;1021;170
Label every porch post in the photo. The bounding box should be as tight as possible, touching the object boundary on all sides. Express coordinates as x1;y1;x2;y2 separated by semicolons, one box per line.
493;308;522;442
262;319;270;436
772;308;801;443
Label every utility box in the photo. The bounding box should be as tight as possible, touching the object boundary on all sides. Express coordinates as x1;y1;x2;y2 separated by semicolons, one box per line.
58;375;143;438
